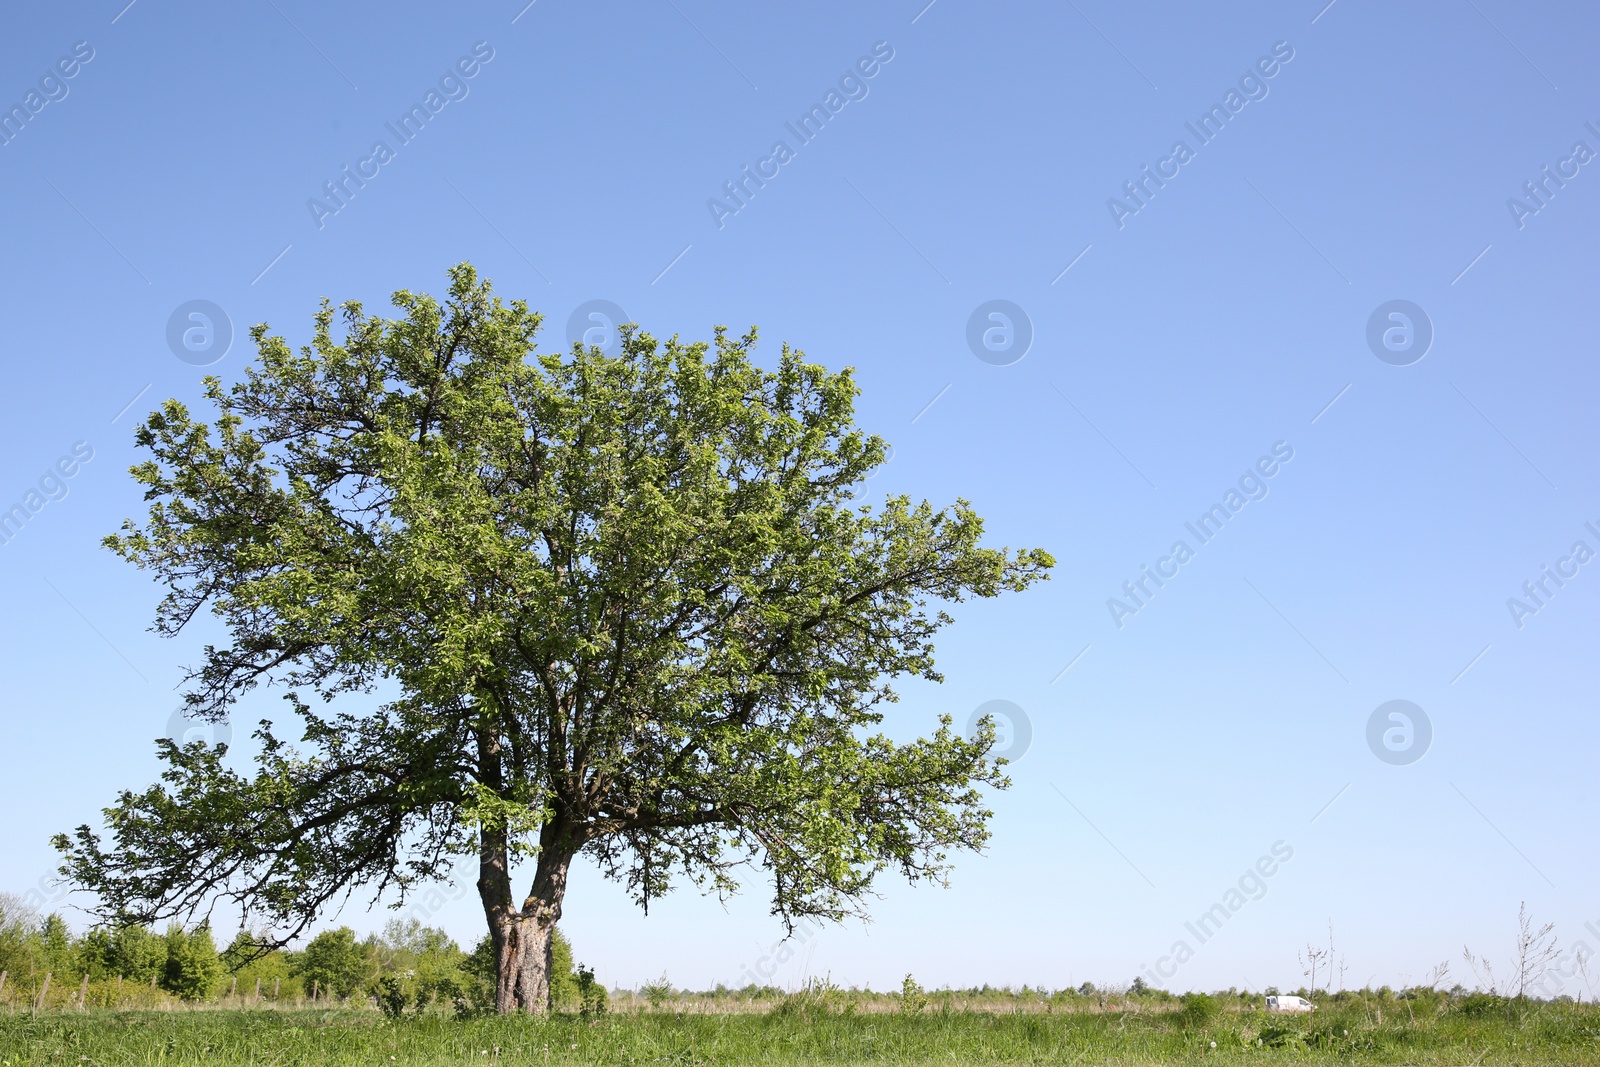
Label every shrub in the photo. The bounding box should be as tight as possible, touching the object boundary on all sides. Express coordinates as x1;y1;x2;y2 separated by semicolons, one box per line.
414;965;466;1009
640;972;674;1010
1455;992;1513;1018
576;962;608;1016
900;974;928;1013
0;899;43;987
296;928;370;1000
376;976;408;1019
40;915;75;977
100;924;166;984
162;923;221;1001
548;928;579;1012
1179;992;1218;1028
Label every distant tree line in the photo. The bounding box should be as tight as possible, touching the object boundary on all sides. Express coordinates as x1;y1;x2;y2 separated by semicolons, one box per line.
0;894;604;1015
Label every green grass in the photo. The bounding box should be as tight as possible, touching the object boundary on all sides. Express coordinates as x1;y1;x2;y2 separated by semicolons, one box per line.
2;1001;1598;1066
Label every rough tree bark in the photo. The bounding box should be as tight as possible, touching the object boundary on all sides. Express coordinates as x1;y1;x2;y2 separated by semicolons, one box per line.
480;824;574;1014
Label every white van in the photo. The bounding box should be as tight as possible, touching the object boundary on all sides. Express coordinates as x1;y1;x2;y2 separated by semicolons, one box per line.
1265;995;1315;1013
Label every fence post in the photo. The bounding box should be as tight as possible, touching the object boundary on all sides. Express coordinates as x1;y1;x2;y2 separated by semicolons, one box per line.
77;974;89;1010
229;976;237;1001
35;972;51;1012
114;974;122;1009
312;979;319;1003
254;976;261;1003
0;970;7;999
272;978;280;1001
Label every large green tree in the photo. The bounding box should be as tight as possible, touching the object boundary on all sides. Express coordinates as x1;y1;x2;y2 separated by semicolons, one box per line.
56;266;1053;1014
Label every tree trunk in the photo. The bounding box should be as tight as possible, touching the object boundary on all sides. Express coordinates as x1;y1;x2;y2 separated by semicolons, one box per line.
492;910;554;1014
473;703;580;1016
479;829;574;1014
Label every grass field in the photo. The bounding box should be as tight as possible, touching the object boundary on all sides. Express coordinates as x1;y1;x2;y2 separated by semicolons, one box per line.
3;997;1598;1066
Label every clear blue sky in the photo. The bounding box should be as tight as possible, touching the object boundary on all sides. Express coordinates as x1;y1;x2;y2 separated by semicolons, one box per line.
2;0;1596;996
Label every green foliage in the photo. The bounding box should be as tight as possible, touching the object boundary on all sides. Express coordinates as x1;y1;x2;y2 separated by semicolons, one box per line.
362;920;467;1010
0;913;596;1013
376;919;457;960
219;930;297;1003
58;265;1052;1015
766;976;846;1021
575;961;607;1016
162;922;221;1000
546;927;578;1012
40;914;75;976
462;935;496;986
0;895;41;982
1455;991;1514;1017
80;923;167;983
899;973;928;1013
296;928;370;1000
1256;1024;1306;1049
640;973;674;1010
0;902;228;1008
376;976;407;1019
1179;991;1218;1028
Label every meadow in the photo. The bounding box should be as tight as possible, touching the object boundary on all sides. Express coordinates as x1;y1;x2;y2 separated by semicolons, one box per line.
7;897;1596;1063
2;988;1598;1066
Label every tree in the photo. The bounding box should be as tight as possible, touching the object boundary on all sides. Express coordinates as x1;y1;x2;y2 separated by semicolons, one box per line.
378;918;457;959
0;898;43;985
372;919;467;1007
220;930;294;999
546;927;579;1012
39;914;75;978
162;922;220;1000
54;265;1053;1014
81;923;166;983
297;927;370;1000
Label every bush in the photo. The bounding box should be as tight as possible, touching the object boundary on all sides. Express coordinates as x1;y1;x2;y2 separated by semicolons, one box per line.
162;923;221;1001
1179;992;1218;1028
640;972;674;1010
220;932;296;1002
376;976;407;1019
296;928;370;1000
0;897;42;985
576;962;608;1016
84;924;166;984
900;974;928;1013
1455;992;1513;1018
547;928;579;1012
415;966;466;1009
